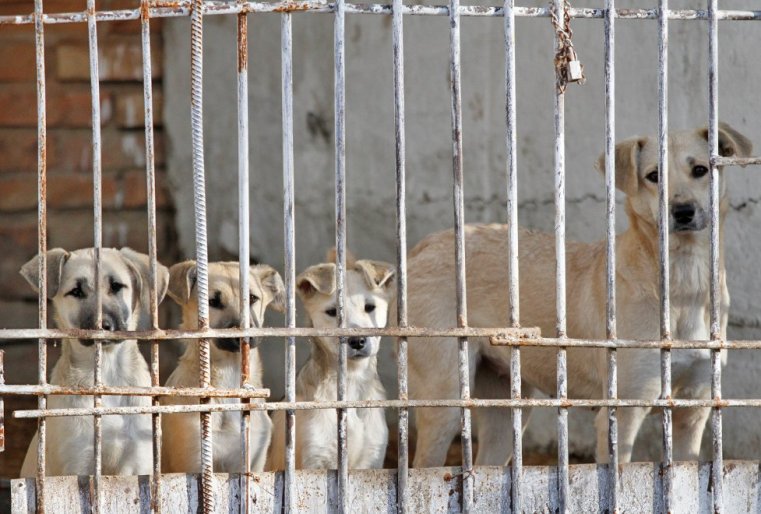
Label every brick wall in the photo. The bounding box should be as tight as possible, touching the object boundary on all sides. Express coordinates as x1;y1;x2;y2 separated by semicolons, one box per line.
0;1;178;479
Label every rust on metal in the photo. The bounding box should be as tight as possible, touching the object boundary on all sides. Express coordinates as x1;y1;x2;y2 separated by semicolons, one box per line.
0;384;269;398
237;13;248;72
273;2;311;13
0;350;4;452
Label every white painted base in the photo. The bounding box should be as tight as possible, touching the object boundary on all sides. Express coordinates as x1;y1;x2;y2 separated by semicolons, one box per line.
11;461;759;513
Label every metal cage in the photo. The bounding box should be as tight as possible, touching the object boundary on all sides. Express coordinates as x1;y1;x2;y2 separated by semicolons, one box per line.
2;0;761;512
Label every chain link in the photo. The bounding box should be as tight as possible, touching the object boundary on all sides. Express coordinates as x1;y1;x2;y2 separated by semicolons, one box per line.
549;0;586;93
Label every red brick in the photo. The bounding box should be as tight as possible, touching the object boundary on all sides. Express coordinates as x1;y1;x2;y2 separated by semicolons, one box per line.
0;84;114;127
57;39;163;82
115;89;163;128
0;169;170;212
0;42;36;82
0;128;165;174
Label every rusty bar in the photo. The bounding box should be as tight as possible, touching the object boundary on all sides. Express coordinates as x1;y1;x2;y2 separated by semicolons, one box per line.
235;7;253;512
3;5;761;24
86;0;105;509
447;0;474;509
16;396;761;420
0;385;269;398
189;0;214;511
0;326;536;340
139;0;162;510
712;156;761;166
657;1;673;511
334;0;349;506
0;351;4;452
34;0;48;510
603;0;618;509
281;10;297;514
707;0;723;510
552;0;569;509
391;0;409;507
503;0;522;510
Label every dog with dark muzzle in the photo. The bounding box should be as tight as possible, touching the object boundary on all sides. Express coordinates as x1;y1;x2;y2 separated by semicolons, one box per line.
161;261;284;473
19;247;169;477
267;250;395;470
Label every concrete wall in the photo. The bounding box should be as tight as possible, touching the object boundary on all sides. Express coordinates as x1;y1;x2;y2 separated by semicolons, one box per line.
164;0;761;461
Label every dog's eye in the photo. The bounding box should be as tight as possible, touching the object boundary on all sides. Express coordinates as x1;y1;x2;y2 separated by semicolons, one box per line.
692;165;709;178
645;169;659;183
110;282;126;294
365;303;376;313
249;294;259;305
209;293;223;309
325;307;337;317
65;286;86;299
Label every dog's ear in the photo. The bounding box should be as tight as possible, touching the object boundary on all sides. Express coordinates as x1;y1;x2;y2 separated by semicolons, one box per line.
118;248;170;306
325;247;357;266
296;263;336;300
20;248;70;299
699;122;753;162
168;261;197;305
596;137;645;195
252;264;285;313
354;260;395;293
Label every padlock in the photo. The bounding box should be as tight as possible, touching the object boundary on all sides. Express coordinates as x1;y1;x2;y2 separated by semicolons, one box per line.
566;59;583;83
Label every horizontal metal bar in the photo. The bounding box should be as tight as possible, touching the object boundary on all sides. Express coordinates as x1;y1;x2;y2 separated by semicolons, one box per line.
491;335;748;349
712;156;761;167
0;326;539;341
14;398;761;419
0;385;269;398
0;4;759;25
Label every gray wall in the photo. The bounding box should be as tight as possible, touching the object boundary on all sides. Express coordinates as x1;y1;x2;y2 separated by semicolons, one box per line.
165;0;761;461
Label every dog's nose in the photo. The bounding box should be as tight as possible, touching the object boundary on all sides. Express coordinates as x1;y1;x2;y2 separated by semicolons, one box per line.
672;203;696;225
348;337;366;350
101;319;114;331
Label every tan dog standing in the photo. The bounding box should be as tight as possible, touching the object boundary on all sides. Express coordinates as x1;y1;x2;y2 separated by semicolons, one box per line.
161;261;284;473
268;253;394;470
405;123;752;467
19;247;169;477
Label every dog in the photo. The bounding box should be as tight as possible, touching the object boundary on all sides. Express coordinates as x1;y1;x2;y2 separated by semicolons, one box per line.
19;247;169;477
404;123;752;467
161;260;284;473
267;252;394;470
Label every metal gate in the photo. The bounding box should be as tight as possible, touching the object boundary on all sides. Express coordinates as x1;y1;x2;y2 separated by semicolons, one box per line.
2;0;761;512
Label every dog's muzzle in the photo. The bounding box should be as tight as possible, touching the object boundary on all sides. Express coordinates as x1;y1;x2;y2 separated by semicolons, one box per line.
347;336;372;359
79;317;127;346
670;203;707;232
213;337;257;353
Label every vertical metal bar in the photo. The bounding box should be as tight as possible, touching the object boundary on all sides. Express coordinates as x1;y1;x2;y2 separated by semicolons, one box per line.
236;8;252;513
603;0;619;511
707;0;723;510
140;1;161;511
552;1;569;511
281;11;297;514
34;0;48;511
0;351;4;453
392;0;409;510
86;1;104;511
503;0;522;511
657;0;673;511
334;0;349;507
190;0;214;511
447;0;473;510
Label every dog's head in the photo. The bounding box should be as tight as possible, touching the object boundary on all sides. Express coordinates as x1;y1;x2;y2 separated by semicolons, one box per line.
297;254;395;361
167;261;285;354
20;248;170;347
597;122;752;234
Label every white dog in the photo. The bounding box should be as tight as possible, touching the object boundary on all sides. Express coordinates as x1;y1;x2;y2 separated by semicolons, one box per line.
161;261;283;473
405;123;751;466
19;247;168;477
267;252;394;470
